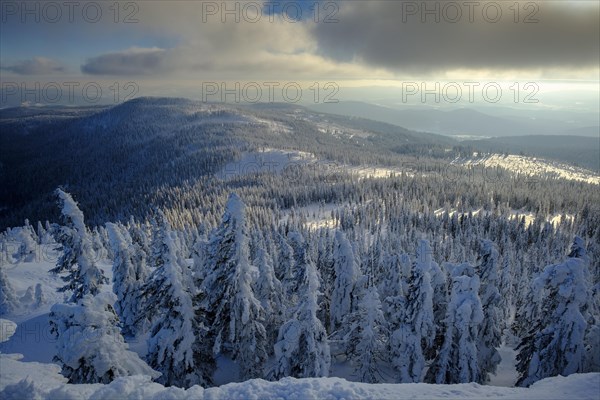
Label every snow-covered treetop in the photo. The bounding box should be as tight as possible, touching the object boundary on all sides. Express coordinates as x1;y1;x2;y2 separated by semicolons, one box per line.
287;231;304;247
447;262;476;278
530;236;592;307
478;240;499;281
533;256;589;306
479;240;498;258
56;189;87;235
224;193;245;226
568;236;587;259
106;223;127;252
415;239;433;271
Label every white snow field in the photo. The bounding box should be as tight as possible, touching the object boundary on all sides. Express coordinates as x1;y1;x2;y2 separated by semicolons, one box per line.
217;148;411;182
454;154;600;185
1;354;599;400
217;148;318;179
221;149;600;190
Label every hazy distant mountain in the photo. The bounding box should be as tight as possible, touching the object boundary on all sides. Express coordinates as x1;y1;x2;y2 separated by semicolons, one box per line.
309;101;599;138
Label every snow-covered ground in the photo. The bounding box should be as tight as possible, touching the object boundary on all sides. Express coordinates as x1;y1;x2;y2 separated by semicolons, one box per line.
433;207;574;228
222;149;600;188
1;353;599;400
489;345;519;387
314;121;373;140
279;203;341;230
218;148;411;182
0;258;115;363
454;154;599;185
217;148;317;179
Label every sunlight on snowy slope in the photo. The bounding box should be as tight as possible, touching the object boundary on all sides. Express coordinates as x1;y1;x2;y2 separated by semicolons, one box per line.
454;154;599;185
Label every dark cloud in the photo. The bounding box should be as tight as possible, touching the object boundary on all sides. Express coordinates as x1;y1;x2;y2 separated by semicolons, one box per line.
311;1;599;74
1;57;66;75
81;48;167;76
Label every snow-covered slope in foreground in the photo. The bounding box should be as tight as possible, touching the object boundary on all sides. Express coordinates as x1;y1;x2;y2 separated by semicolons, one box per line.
454;154;599;185
1;354;598;400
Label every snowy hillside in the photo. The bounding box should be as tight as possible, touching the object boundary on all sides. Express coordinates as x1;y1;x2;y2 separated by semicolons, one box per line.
453;154;599;185
218;148;412;182
218;148;318;179
0;98;457;230
1;99;599;400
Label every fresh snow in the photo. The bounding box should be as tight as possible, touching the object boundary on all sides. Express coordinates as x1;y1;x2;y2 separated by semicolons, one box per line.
0;314;55;362
433;207;574;228
0;258;114;359
1;354;599;400
454;154;599;185
489;345;519;387
279;203;341;230
218;148;412;182
218;149;317;179
223;149;600;186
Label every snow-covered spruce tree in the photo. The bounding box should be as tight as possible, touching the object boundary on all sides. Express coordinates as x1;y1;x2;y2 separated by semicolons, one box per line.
149;210;170;270
275;232;294;284
315;229;335;332
385;291;406;376
34;283;45;308
572;237;600;374
37;220;51;244
20;286;34;305
199;193;268;380
343;280;388;383
281;231;307;309
512;253;543;341
13;226;37;263
381;252;410;359
330;230;361;333
254;247;284;350
49;190;156;384
49;292;159;384
191;233;208;284
128;217;150;261
270;233;331;379
425;263;483;384
230;250;269;380
144;229;212;388
391;240;436;383
51;189;107;302
417;239;445;361
476;240;502;383
379;252;410;305
91;226;108;260
498;240;515;329
0;266;18;315
50;222;77;275
106;223;149;337
516;237;596;386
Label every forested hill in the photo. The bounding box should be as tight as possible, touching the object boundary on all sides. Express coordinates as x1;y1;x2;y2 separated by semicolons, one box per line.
0;97;459;229
1;97;598;233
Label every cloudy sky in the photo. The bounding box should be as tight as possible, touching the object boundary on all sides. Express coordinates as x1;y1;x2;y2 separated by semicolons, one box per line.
1;0;598;106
